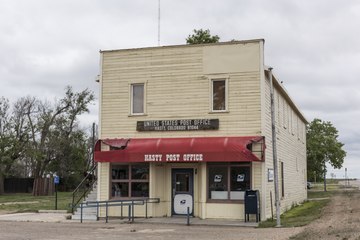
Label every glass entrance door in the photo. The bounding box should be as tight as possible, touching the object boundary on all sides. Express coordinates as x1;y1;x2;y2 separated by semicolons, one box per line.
171;168;194;215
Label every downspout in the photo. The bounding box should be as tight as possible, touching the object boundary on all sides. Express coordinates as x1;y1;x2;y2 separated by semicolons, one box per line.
269;68;281;227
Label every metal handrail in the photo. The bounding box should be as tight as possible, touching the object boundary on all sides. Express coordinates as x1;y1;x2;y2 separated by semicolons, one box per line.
71;164;97;213
78;197;160;223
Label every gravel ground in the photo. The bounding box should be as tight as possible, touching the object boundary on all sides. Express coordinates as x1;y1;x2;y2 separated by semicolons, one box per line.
291;187;360;240
2;182;360;240
0;221;302;240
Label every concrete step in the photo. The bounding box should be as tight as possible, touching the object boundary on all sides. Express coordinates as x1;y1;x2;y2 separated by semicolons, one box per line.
71;214;98;221
86;196;96;201
74;208;97;214
72;184;98;221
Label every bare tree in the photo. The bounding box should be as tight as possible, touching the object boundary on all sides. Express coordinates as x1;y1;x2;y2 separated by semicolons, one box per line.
26;87;94;195
0;87;95;195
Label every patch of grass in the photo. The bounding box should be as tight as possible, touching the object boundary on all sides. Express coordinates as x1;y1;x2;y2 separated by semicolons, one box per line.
0;192;72;213
259;199;330;228
310;183;341;191
326;179;340;184
307;190;332;199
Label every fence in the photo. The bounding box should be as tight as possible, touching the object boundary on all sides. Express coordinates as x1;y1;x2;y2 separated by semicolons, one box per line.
32;177;55;196
4;178;34;193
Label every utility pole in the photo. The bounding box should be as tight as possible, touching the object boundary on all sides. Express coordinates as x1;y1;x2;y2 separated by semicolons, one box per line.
345;168;348;188
269;68;281;227
158;0;161;46
323;161;327;192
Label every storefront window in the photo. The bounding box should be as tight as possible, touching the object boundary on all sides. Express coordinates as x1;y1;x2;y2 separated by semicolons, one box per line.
209;166;228;199
111;164;149;198
112;182;128;197
131;182;149;197
131;164;149;179
112;165;129;179
208;163;251;201
230;167;250;200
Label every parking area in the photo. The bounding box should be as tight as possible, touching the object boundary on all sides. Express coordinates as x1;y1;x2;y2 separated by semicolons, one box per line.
0;210;303;240
4;182;360;240
0;220;302;240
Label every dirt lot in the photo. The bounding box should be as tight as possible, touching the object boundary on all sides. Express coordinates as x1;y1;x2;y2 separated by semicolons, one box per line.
292;188;360;240
0;220;302;240
1;186;360;240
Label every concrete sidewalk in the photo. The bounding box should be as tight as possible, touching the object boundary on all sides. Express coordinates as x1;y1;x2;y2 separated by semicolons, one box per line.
133;217;259;227
0;211;258;227
0;211;71;223
71;215;259;227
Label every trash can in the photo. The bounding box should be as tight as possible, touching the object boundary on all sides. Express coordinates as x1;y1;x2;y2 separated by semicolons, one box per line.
244;190;260;222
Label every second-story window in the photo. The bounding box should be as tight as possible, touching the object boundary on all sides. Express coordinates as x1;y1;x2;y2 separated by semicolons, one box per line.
212;79;227;111
131;83;144;115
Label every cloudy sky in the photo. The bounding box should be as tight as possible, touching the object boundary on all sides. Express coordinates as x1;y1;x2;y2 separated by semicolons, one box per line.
1;0;359;178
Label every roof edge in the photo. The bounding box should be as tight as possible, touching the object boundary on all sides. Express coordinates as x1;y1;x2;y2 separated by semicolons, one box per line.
99;39;265;53
265;68;308;124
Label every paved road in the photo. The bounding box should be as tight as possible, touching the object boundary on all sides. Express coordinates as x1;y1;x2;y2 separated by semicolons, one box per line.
0;221;301;240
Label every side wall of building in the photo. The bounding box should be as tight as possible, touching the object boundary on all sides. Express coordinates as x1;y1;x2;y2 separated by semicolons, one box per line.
261;72;307;219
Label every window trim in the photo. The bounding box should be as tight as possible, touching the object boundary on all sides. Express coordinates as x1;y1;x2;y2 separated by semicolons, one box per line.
130;83;146;116
280;161;285;198
206;162;251;203
110;163;149;199
210;78;229;113
282;98;287;129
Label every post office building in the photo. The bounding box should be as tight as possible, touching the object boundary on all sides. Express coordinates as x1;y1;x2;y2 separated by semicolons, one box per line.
94;39;308;221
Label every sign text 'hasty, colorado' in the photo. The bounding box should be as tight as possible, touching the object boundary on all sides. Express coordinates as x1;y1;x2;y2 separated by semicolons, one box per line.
137;119;219;131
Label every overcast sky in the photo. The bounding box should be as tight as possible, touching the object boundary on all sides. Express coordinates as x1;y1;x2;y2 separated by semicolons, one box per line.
1;0;359;178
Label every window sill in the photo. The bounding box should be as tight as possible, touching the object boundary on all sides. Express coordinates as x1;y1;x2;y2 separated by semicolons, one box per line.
128;114;148;117
110;196;149;200
208;111;229;114
207;199;244;204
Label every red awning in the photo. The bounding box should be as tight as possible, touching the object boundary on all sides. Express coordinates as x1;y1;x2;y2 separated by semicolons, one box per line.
102;139;129;149
94;136;265;163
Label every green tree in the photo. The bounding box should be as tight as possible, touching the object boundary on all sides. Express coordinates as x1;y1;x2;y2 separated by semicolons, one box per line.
0;97;12;194
47;124;89;191
0;97;30;194
186;29;220;44
26;87;94;195
306;118;346;190
0;87;95;195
